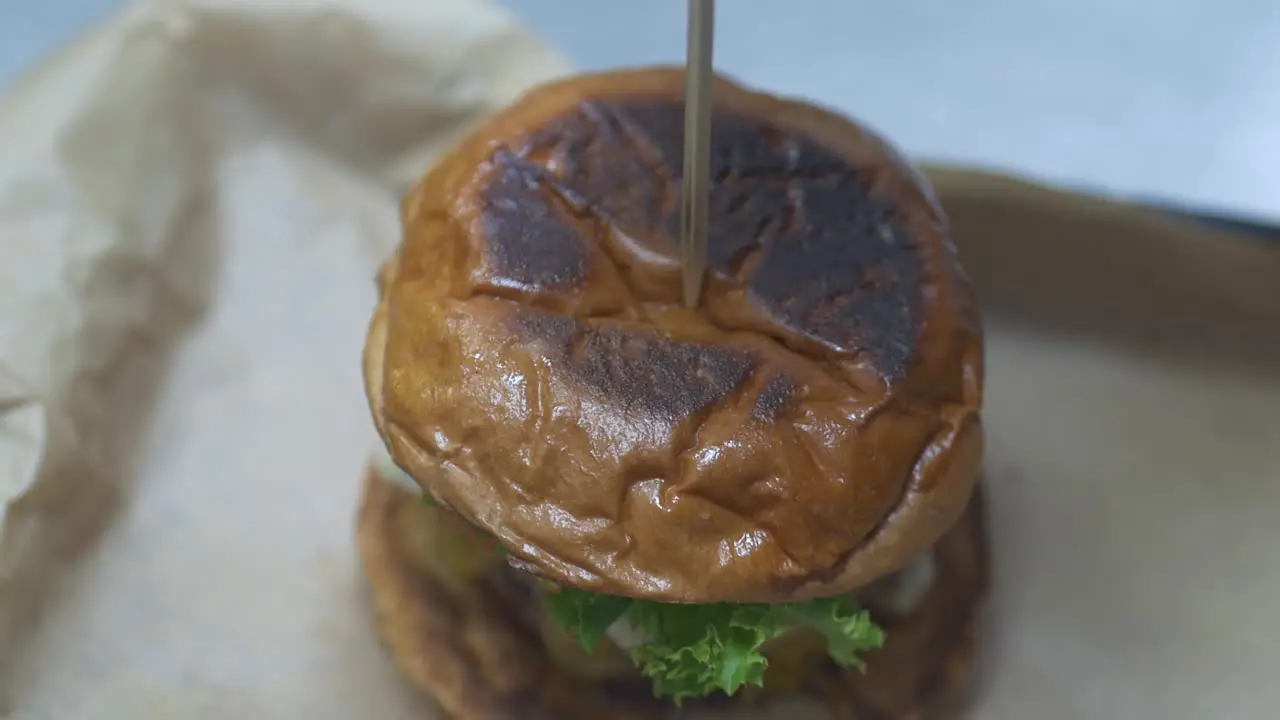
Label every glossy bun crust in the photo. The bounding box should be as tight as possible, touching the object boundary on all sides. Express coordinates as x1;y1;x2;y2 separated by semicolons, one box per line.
355;467;989;720
364;68;984;603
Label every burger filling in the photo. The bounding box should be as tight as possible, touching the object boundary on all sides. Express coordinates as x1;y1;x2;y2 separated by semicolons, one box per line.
379;454;888;703
542;582;884;703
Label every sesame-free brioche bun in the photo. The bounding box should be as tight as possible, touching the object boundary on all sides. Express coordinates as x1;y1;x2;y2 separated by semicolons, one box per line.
363;68;984;603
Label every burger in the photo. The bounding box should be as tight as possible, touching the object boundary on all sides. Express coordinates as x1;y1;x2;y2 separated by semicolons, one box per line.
357;68;988;719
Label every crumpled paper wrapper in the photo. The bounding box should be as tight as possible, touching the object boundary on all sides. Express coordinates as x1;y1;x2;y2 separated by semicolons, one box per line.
2;0;1278;718
0;0;567;717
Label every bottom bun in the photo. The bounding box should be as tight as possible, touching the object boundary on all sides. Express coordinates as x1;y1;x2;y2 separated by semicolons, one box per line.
354;467;989;720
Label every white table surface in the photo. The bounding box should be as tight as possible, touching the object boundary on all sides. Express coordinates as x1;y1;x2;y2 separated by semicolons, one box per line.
4;0;1280;222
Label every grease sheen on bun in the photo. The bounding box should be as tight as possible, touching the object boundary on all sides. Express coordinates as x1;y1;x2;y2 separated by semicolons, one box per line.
363;68;984;604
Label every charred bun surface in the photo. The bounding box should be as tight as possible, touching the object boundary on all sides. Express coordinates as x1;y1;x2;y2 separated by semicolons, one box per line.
364;68;984;603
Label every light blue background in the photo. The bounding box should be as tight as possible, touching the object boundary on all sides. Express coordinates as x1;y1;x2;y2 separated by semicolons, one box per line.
4;0;1279;220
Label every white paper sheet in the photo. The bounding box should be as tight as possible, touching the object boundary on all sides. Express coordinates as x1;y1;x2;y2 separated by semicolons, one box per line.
0;1;569;716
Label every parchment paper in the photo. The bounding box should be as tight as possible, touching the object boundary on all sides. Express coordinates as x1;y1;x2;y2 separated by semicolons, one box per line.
1;1;1277;718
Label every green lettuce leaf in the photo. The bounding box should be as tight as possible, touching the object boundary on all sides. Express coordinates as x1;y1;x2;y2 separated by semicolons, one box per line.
543;587;884;703
544;587;631;650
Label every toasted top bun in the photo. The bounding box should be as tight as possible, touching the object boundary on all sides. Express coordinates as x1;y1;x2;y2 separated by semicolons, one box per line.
363;68;984;604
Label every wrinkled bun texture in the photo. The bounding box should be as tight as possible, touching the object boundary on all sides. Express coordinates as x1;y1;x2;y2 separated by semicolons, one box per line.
364;68;984;603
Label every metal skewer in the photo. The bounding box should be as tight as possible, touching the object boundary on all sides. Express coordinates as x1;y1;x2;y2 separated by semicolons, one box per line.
681;0;715;308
